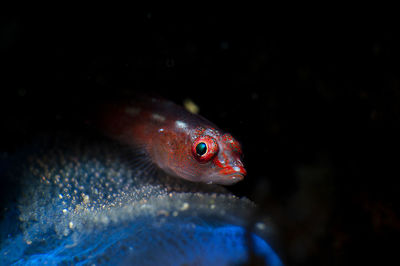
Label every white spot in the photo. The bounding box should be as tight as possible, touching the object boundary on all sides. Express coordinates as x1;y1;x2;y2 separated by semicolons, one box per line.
82;194;90;204
233;166;241;172
125;107;140;116
180;202;189;211
255;222;267;231
62;209;67;214
175;120;187;129
69;221;74;229
158;128;164;133
152;113;166;122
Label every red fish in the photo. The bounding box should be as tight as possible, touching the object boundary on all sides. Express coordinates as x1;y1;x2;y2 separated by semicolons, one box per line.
97;95;246;185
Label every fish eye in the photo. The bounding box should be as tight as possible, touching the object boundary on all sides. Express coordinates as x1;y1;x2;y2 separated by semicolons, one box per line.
192;136;219;163
196;142;207;156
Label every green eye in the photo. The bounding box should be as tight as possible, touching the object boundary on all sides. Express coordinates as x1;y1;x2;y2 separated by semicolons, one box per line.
192;136;218;163
196;142;207;156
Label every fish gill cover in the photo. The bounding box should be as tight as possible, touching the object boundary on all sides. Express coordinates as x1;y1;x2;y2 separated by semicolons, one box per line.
0;135;282;265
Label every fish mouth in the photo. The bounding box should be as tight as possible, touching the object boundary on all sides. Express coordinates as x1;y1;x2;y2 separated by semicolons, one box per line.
229;173;245;182
207;166;246;185
219;165;247;176
210;173;244;185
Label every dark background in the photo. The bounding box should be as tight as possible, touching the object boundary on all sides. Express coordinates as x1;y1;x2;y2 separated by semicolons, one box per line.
1;14;400;265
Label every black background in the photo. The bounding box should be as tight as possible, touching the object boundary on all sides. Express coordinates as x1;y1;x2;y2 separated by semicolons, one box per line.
1;14;400;265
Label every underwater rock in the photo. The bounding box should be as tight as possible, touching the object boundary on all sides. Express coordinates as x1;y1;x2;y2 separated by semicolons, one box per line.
0;135;282;265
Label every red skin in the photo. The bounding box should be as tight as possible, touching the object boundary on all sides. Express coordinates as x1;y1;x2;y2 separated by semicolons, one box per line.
98;95;246;185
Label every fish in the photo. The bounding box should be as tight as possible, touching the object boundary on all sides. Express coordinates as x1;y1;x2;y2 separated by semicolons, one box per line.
96;94;246;185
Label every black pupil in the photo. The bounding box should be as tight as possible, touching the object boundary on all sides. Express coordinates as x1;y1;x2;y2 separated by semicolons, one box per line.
196;142;207;156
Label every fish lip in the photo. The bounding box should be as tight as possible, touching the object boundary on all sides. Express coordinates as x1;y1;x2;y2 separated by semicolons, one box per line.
205;172;245;185
217;173;245;185
229;173;244;181
219;166;247;177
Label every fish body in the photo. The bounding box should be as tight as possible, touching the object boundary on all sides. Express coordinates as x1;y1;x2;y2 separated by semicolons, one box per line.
98;95;246;185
